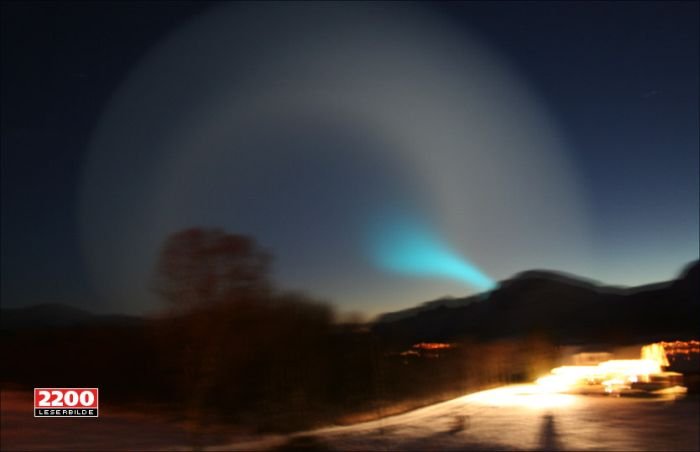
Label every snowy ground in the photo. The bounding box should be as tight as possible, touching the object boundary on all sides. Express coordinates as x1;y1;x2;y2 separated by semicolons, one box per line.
214;385;700;451
2;386;698;451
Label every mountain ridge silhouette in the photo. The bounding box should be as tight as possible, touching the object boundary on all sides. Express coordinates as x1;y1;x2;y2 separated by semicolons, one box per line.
373;260;699;346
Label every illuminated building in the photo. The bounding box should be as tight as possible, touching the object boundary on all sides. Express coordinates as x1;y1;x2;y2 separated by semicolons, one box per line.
535;341;689;397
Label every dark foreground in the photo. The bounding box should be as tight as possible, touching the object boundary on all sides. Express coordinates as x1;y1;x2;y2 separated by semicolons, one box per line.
2;386;698;451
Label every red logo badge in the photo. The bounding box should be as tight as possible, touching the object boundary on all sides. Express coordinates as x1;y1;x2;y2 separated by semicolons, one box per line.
34;388;99;417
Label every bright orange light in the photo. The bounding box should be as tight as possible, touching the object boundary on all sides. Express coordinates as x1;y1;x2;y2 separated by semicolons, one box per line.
412;342;454;350
641;343;669;367
535;342;687;396
466;385;576;409
597;359;661;376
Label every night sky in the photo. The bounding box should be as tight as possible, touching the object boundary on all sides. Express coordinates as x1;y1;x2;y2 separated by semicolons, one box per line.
2;2;698;316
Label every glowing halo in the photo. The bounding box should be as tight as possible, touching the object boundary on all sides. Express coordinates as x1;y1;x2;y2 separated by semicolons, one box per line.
81;3;592;314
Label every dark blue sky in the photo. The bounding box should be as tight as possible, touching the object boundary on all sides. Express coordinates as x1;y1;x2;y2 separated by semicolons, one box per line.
2;2;697;313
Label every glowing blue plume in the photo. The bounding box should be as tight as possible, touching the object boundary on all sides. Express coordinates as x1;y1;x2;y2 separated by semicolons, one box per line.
367;215;495;292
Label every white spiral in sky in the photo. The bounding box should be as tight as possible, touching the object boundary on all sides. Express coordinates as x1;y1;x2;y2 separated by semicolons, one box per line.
81;3;592;315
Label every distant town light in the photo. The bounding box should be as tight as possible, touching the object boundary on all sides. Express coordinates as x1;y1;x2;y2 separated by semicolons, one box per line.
412;342;455;350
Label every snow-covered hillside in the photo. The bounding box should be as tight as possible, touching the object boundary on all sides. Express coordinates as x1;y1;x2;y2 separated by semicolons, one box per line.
213;385;699;451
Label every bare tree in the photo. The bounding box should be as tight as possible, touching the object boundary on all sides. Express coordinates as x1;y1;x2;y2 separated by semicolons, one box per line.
153;228;336;435
153;228;271;442
154;227;271;310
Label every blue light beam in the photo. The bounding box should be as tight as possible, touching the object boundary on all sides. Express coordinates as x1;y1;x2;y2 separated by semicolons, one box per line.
368;216;496;292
